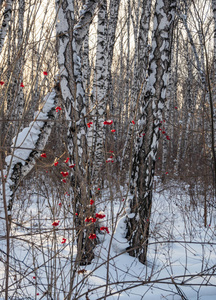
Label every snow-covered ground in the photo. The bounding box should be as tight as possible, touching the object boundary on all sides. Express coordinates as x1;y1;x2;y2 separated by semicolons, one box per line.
0;178;216;299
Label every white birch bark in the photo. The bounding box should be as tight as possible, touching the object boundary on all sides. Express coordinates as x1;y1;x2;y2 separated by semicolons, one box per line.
0;0;12;55
106;0;120;113
2;89;57;216
82;32;90;104
56;0;99;265
130;0;141;110
14;0;25;121
89;0;108;177
120;0;152;170
88;0;120;178
170;26;179;156
126;0;176;264
124;0;131;124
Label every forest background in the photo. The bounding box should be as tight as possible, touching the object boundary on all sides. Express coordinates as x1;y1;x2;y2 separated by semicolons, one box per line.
0;0;216;299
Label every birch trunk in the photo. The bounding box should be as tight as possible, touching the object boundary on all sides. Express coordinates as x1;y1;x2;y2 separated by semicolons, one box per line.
120;0;152;170
124;0;131;124
0;0;12;55
90;0;108;179
15;0;25;120
170;26;179;156
56;0;98;265
106;0;120;113
126;0;176;264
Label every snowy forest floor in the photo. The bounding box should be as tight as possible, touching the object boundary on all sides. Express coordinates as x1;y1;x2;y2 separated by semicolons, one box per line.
0;176;216;299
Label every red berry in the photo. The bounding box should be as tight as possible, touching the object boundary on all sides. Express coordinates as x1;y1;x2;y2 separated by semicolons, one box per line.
89;233;96;239
52;220;60;226
61;238;66;244
103;120;113;125
60;171;69;177
69;164;75;168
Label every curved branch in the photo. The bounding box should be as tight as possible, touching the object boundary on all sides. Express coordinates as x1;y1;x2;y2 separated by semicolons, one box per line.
4;87;59;215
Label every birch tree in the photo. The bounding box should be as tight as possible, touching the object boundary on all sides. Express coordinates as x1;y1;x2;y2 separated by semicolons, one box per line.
126;0;177;264
106;0;120;113
55;0;99;265
120;0;152;170
88;0;120;180
89;0;108;179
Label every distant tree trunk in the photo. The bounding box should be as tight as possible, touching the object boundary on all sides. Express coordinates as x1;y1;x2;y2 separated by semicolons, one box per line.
124;0;131;124
126;0;176;264
174;39;193;174
162;72;171;174
106;0;120;114
211;0;216;189
179;3;206;88
82;32;90;109
7;0;25;124
182;44;193;160
130;0;141;113
0;0;12;55
162;21;178;175
120;0;152;170
90;0;108;179
88;0;120;180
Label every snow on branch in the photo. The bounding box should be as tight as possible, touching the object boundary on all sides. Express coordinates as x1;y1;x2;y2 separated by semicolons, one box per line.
3;89;57;214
